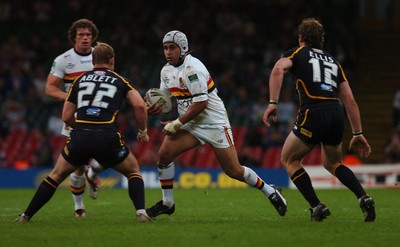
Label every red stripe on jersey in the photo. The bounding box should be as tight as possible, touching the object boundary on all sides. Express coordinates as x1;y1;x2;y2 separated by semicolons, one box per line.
169;76;215;97
64;71;87;81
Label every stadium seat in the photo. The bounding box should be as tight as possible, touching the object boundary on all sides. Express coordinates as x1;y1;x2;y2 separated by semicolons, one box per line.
302;146;322;165
261;146;282;168
231;126;248;153
193;144;219;168
177;148;197;167
50;135;66;161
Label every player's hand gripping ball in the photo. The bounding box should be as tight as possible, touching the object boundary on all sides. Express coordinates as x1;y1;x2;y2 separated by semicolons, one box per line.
145;88;172;114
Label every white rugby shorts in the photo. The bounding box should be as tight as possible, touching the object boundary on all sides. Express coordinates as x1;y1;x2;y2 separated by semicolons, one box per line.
181;124;234;148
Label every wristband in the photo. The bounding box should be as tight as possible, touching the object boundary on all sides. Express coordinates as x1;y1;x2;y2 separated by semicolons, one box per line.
352;131;363;137
137;128;148;139
269;100;278;106
163;119;183;134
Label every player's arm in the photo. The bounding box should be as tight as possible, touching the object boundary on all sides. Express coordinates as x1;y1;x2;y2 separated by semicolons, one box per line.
339;81;362;133
62;101;76;127
46;74;68;101
178;100;207;124
263;57;292;127
127;89;149;143
339;81;371;158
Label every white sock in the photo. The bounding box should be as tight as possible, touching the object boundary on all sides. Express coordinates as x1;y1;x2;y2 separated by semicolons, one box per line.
158;162;175;207
136;209;147;216
88;159;104;179
243;166;275;196
70;173;85;210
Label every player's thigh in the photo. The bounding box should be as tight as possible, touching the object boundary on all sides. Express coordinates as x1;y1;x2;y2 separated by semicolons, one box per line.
282;132;314;164
159;129;200;163
49;155;79;184
113;152;140;177
213;146;243;179
321;143;342;173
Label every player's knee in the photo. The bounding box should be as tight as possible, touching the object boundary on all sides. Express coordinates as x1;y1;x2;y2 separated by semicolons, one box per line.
224;167;243;180
323;162;341;174
70;172;85;187
158;150;176;165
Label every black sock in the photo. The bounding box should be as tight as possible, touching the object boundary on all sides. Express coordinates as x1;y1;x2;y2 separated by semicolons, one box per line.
291;168;320;208
25;176;58;217
127;173;145;210
335;164;366;199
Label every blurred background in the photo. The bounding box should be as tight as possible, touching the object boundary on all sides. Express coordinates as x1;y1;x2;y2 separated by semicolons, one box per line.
0;0;399;170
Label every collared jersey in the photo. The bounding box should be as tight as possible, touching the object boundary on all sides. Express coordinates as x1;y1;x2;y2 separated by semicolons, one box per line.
50;48;93;92
160;54;230;127
66;68;135;131
283;46;347;110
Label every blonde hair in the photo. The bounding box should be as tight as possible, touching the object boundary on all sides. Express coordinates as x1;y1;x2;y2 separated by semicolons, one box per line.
92;42;114;65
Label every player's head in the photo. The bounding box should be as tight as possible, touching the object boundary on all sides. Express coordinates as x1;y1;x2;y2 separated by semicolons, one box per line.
68;18;99;47
93;42;114;68
163;30;189;57
298;18;325;49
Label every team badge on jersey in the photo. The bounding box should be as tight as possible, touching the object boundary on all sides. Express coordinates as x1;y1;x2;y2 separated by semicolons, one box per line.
179;77;184;87
188;73;199;83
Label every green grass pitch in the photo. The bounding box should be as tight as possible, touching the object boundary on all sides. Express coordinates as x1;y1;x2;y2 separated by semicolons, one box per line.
0;188;398;247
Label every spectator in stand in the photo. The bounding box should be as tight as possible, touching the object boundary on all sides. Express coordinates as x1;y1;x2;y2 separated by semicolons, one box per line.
30;129;53;167
392;89;400;127
276;87;297;129
262;120;288;149
384;127;400;163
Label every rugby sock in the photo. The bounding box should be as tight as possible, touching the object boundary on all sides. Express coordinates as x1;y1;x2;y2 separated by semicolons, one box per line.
158;162;175;207
334;164;366;198
291;168;320;207
243;166;275;195
88;159;104;179
70;173;85;210
24;176;58;218
127;173;145;210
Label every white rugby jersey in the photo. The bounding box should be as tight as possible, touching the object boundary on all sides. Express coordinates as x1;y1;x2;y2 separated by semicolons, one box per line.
160;54;230;127
50;48;93;92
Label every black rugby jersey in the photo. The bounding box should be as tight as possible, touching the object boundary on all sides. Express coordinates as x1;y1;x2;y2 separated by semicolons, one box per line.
66;68;135;130
283;46;347;110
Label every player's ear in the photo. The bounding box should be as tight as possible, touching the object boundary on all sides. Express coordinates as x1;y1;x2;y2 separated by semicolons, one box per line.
298;34;304;43
109;57;115;70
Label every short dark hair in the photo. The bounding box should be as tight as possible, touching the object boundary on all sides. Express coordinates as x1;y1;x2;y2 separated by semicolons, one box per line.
68;18;99;46
298;18;325;49
92;42;114;65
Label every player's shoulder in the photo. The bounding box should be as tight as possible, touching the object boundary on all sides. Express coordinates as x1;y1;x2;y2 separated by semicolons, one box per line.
184;54;202;66
55;48;75;59
183;54;207;72
282;46;306;58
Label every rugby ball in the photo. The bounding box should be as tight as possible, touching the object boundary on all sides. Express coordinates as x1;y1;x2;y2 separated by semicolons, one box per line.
145;88;172;114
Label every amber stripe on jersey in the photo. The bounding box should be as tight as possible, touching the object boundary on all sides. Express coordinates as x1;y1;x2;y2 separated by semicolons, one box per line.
64;71;87;82
296;79;339;101
170;77;215;98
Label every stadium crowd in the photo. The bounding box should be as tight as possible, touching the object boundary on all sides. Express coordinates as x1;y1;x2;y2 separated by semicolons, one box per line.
0;0;358;168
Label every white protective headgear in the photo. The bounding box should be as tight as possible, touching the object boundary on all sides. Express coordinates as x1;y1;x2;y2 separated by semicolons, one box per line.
163;30;189;56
